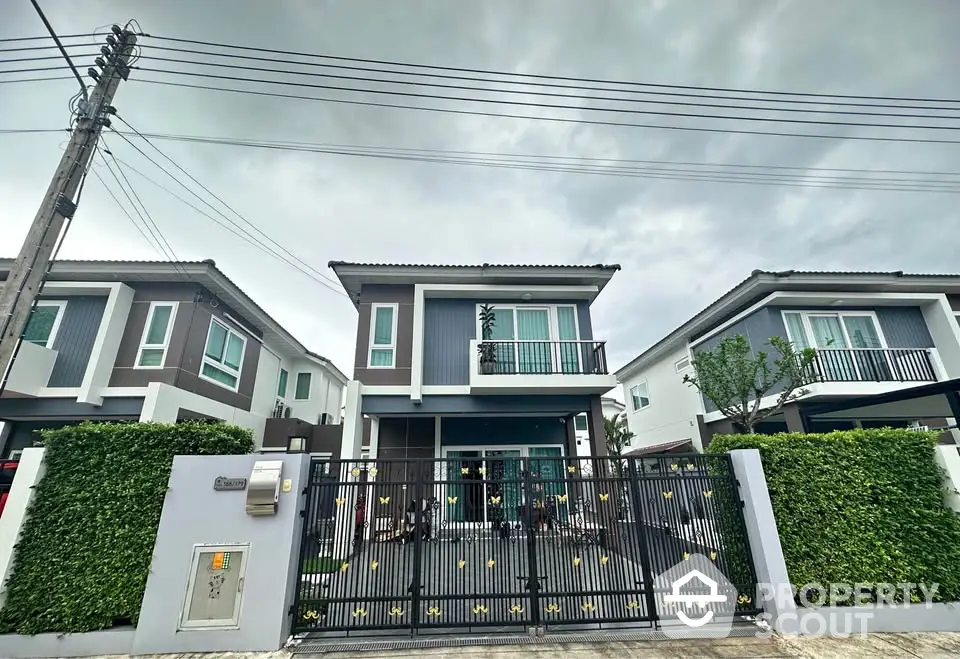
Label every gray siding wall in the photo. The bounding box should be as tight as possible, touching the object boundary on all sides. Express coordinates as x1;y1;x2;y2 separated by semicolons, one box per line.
696;304;935;412
46;296;107;387
422;298;594;386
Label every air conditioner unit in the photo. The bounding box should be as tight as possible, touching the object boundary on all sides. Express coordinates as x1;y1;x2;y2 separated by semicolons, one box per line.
272;399;291;419
907;422;929;432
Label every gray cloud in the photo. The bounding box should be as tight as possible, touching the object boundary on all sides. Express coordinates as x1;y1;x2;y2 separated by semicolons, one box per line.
2;0;958;379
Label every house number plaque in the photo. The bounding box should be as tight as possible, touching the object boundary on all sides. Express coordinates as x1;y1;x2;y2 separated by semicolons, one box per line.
213;477;248;491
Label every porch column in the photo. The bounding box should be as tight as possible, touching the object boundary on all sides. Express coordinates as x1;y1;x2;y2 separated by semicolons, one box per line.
781;403;806;433
333;381;363;561
587;396;608;457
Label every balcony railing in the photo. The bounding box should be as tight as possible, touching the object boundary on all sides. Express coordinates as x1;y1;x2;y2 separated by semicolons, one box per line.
806;348;935;383
477;340;609;375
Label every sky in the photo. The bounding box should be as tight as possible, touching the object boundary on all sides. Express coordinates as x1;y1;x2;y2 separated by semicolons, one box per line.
2;0;959;384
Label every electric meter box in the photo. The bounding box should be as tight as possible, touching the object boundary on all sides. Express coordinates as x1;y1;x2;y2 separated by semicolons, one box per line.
178;543;250;630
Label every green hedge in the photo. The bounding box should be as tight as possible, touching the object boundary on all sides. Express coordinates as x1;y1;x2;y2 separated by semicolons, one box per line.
708;429;960;604
0;421;253;634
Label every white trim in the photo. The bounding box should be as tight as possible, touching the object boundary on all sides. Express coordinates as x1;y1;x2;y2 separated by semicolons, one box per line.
422;385;471;395
77;282;134;406
411;286;426;403
101;386;149;397
690;291;947;351
34;387;81;397
361;385;411;395
367;303;399;368
134;302;179;369
294;371;312;400
199;317;247;392
434;416;442;459
26;300;67;349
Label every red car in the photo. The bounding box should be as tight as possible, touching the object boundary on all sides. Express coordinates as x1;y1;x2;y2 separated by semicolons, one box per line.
0;459;19;519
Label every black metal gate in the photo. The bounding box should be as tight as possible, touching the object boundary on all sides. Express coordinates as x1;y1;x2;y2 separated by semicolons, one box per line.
290;453;759;636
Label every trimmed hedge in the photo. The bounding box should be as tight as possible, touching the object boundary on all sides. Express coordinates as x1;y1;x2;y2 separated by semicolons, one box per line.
0;421;253;634
708;429;960;604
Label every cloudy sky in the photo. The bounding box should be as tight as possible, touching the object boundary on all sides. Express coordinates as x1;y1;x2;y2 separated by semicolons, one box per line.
2;0;958;383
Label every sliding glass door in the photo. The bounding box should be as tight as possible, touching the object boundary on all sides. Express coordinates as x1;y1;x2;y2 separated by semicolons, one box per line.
516;308;551;373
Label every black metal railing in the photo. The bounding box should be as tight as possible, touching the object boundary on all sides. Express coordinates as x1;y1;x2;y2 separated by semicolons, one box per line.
290;453;759;637
477;340;609;376
806;348;935;383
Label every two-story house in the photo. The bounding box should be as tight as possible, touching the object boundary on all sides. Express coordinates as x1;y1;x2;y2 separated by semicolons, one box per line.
616;269;960;452
0;258;347;458
328;261;620;523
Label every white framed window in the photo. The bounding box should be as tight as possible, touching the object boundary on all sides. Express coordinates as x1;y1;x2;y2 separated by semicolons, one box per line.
277;368;289;398
630;382;650;411
781;310;887;351
135;302;178;368
200;318;246;391
22;300;67;348
574;414;588;431
368;303;398;368
474;302;582;373
675;356;691;372
295;372;312;400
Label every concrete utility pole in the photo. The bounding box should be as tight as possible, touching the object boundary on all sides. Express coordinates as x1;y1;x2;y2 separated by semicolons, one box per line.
0;26;137;389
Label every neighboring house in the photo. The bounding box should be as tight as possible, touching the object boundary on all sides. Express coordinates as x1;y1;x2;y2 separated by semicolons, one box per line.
615;269;960;452
0;259;347;457
573;396;625;458
322;261;619;520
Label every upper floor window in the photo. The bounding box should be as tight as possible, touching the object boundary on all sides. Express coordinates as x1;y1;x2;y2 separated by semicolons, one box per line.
22;300;66;348
201;318;246;390
477;303;581;373
277;368;289;398
782;311;885;351
136;302;178;368
574;414;588;431
368;303;398;368
630;382;650;411
295;372;312;400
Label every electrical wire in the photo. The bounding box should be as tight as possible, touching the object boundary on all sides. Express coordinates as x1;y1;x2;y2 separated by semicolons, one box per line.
133;67;960;132
130;78;960;145
0;33;101;43
130;54;960;120
90;151;168;258
104;122;350;298
0;75;74;84
27;0;87;103
128;44;960;112
140;33;960;105
0;53;101;64
104;130;960;194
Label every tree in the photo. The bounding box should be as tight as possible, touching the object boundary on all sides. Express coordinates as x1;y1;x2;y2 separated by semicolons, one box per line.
683;334;818;433
604;413;634;478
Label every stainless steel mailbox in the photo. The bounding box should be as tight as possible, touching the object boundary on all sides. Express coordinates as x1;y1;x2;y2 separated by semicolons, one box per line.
245;460;282;516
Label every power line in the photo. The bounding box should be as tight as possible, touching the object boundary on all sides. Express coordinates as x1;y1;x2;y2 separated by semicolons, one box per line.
0;33;101;43
130;44;960;113
104;122;350;298
134;67;960;132
26;0;87;103
0;53;100;64
113;115;349;295
7;126;960;178
131;78;960;145
131;54;960;120
141;33;960;105
127;132;960;188
89;153;167;258
0;74;75;84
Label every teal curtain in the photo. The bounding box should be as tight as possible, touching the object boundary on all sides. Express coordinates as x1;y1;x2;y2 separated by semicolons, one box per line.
205;322;227;359
486;450;521;522
22;306;59;346
528;447;567;522
516;309;551;373
373;306;393;345
810;315;854;379
783;312;810;348
489;309;515;372
556;306;580;374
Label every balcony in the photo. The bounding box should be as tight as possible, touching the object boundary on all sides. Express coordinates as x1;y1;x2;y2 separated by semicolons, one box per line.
468;339;617;395
806;348;936;383
3;341;57;396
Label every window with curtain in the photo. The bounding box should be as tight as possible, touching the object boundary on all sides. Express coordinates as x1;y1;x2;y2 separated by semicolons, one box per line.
574;414;588;431
277;369;288;397
137;302;177;367
630;382;650;411
201;318;246;389
556;306;580;374
295;372;312;400
368;304;397;367
516;308;551;373
22;302;64;348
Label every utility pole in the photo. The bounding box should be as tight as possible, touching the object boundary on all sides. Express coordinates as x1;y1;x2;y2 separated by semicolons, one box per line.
0;26;137;390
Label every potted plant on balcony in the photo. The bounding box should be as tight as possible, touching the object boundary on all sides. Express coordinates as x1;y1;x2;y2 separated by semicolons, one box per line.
478;303;498;374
